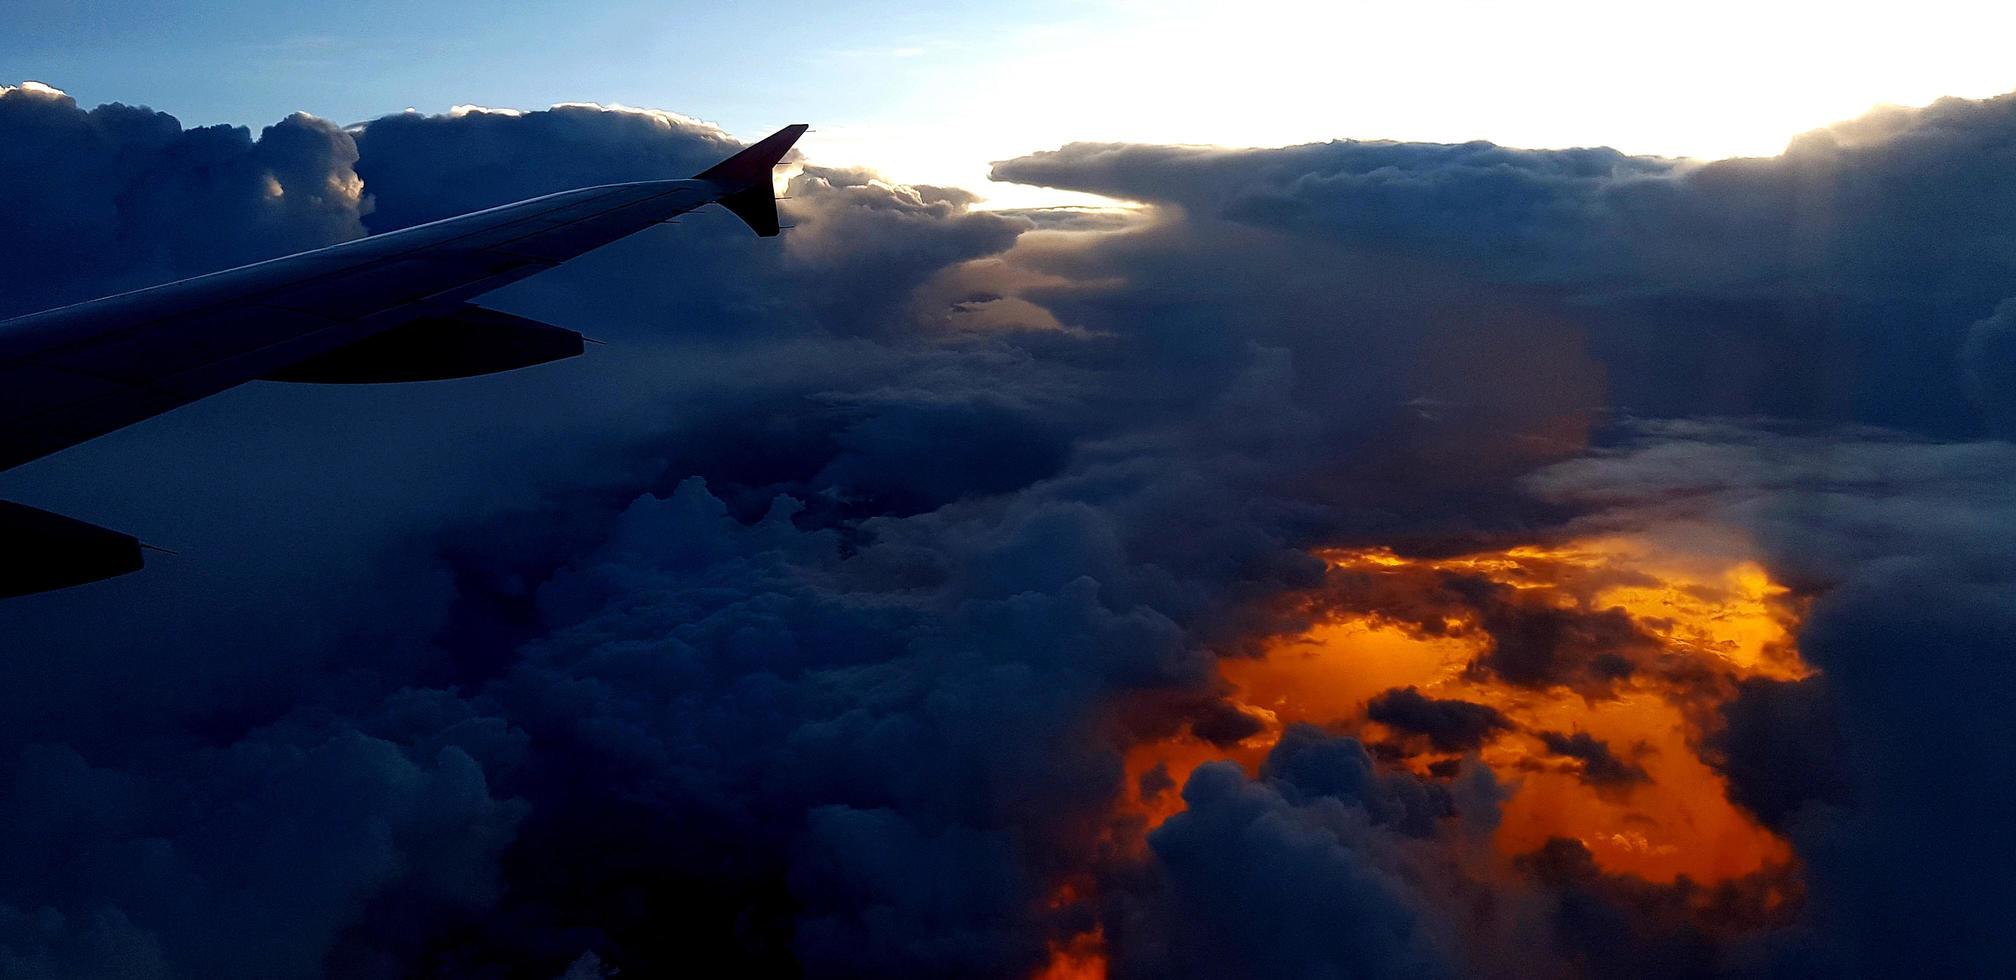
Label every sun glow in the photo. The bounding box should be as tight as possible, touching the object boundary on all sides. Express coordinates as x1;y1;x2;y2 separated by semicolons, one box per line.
1034;928;1109;980
1123;530;1805;881
1042;528;1807;977
794;0;2016;208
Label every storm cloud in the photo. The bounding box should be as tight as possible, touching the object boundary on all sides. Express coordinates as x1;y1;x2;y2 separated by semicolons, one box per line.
994;92;2016;436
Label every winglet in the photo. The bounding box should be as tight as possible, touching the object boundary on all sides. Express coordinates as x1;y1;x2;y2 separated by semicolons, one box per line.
695;124;809;186
696;124;808;238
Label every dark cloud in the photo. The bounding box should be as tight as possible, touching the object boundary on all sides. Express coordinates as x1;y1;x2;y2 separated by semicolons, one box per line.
1778;568;2016;976
0;89;1087;978
1528;424;2016;976
0;696;524;979
996;93;2016;437
0;83;364;319
1111;739;1457;980
1183;697;1266;747
1310;560;1681;700
1136;761;1175;803
1705;676;1850;834
1534;730;1651;794
1459;582;1653;696
1510;837;1794;980
985;94;2016;978
350;104;743;232
1961;296;2016;433
1365;686;1514;753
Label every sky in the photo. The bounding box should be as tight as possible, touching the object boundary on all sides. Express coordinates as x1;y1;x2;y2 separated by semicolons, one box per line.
7;0;2016;205
5;4;2016;979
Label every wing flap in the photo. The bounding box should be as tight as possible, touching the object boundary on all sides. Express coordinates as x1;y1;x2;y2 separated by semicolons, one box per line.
264;305;583;383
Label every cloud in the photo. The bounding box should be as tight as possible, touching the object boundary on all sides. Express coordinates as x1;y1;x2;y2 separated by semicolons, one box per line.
5;78;2016;979
0;92;1075;977
1365;686;1514;753
1527;423;2016;975
995;93;2016;437
1704;676;1850;834
1961;296;2016;433
0;83;364;319
0;698;524;979
1458;582;1656;696
1113;743;1456;980
1534;730;1651;795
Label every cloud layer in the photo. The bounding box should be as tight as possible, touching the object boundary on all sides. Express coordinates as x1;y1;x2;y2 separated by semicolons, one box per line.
3;78;2014;978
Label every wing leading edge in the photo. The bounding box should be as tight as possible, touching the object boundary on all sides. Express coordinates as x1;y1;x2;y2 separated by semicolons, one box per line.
0;123;807;598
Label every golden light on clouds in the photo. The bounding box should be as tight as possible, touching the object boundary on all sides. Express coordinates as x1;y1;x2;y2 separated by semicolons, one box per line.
1121;529;1805;881
1040;527;1808;977
797;0;2016;208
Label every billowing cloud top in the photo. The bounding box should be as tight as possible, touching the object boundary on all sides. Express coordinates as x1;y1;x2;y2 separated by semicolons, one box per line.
996;94;2016;436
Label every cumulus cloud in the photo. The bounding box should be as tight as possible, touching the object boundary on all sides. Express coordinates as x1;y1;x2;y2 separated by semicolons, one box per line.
0;89;1078;977
1113;741;1456;980
1527;423;2016;975
1706;676;1850;834
0;83;365;318
995;93;2016;436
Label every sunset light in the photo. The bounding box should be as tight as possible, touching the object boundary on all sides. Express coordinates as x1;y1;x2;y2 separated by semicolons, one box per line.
803;0;2016;204
1122;531;1807;882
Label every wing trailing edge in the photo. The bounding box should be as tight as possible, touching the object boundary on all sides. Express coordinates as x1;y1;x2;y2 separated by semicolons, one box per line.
262;304;583;384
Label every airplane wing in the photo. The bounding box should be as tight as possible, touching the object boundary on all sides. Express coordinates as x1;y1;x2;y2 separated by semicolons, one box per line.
0;123;807;598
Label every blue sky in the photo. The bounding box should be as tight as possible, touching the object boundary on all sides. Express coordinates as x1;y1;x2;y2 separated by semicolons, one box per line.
3;0;1086;193
0;0;1031;127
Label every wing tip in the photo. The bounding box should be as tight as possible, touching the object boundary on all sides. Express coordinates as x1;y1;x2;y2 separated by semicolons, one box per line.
694;123;810;188
699;123;807;237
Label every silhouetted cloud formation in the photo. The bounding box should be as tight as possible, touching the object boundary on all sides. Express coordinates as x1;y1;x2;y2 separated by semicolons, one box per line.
3;77;2015;978
0;84;364;319
1530;424;2016;976
1366;686;1514;752
1535;730;1651;793
1118;738;1456;980
1708;675;1850;833
995;93;2016;436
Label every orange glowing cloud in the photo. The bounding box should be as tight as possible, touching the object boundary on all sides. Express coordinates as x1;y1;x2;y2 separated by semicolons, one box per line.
1119;528;1806;885
1033;927;1108;980
1038;525;1808;978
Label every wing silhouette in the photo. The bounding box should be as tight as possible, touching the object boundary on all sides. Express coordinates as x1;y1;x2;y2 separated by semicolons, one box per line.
0;123;807;597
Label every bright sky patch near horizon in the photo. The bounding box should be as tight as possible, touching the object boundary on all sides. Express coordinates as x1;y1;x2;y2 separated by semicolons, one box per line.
6;0;2014;208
